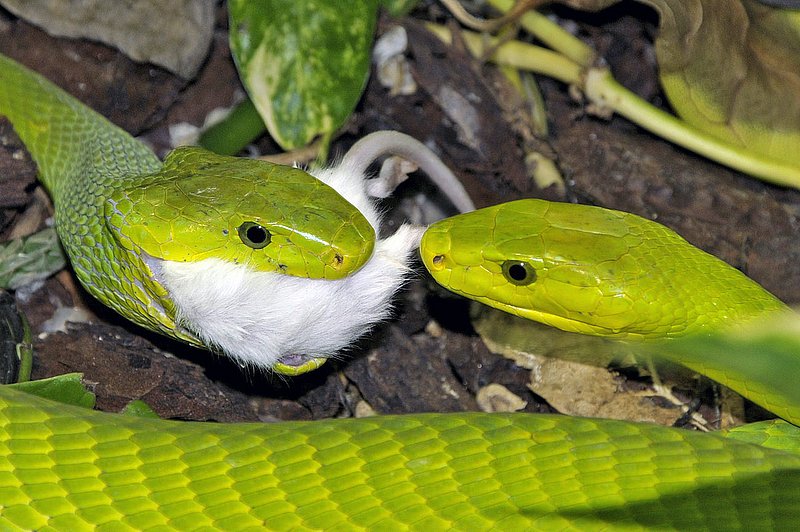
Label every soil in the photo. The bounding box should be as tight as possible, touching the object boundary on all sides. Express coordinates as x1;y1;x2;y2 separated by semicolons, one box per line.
1;2;797;426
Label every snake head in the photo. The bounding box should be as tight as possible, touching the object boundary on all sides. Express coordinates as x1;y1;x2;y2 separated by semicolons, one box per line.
104;147;375;280
420;199;644;338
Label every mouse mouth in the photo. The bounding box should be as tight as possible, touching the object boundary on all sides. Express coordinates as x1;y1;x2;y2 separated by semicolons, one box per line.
273;354;327;376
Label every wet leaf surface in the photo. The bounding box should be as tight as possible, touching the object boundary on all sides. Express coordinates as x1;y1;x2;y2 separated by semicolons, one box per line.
229;0;378;149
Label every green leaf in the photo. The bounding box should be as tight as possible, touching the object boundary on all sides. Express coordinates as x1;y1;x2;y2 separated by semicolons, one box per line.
122;399;161;418
563;0;800;167
0;227;66;290
228;0;379;149
8;373;96;409
643;0;800;167
380;0;419;16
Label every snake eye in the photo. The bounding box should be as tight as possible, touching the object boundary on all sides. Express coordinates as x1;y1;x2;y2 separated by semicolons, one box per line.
237;222;271;249
502;261;537;286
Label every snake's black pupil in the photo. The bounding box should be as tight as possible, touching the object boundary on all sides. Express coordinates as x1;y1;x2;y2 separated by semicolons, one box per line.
237;222;271;249
246;225;268;244
502;260;536;286
508;263;528;281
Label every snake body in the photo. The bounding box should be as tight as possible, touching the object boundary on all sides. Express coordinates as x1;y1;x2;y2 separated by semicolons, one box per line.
3;384;800;529
420;199;800;422
2;53;800;528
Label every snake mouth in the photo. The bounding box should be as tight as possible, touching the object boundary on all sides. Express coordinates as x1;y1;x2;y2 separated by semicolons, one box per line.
273;354;327;376
148;253;329;375
487;298;638;339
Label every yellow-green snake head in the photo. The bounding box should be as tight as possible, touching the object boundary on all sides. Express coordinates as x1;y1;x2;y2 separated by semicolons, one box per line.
96;146;423;373
105;147;375;280
421;199;787;339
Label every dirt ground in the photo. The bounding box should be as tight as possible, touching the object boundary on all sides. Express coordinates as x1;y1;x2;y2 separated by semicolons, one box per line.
1;3;798;426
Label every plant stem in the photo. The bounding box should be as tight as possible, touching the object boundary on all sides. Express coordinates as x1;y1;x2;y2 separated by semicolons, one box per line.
584;68;800;188
425;23;582;84
427;23;800;189
198;99;266;156
488;0;595;66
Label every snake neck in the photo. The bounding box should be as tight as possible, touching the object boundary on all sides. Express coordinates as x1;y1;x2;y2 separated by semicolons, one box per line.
52;150;192;341
0;55;190;339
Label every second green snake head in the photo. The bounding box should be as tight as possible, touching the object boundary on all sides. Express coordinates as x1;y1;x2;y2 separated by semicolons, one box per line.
105;147;376;280
99;147;422;372
421;199;787;339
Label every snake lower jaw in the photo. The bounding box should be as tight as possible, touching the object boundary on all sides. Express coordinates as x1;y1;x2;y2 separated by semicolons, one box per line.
130;225;421;372
134;249;327;374
477;297;635;339
273;354;328;375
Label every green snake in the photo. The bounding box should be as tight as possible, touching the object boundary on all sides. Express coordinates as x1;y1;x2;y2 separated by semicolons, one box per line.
419;199;800;422
2;53;800;529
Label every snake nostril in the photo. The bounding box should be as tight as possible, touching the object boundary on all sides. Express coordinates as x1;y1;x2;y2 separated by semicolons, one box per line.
432;255;445;269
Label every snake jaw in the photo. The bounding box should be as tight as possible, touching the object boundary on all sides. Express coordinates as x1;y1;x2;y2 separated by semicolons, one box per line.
155;225;422;370
481;297;633;338
137;245;332;374
273;355;327;376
